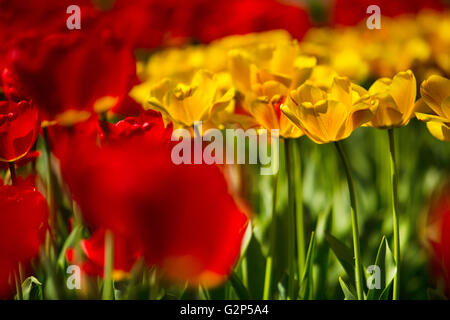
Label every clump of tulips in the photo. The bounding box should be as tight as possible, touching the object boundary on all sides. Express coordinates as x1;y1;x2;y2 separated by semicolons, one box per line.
0;0;449;300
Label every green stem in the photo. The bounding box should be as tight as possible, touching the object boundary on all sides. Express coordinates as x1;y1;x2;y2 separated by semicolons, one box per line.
102;230;114;300
8;162;16;185
43;128;56;237
388;128;400;300
14;269;23;300
263;170;278;300
292;139;305;281
241;256;248;289
285;139;297;299
334;141;364;300
229;271;250;300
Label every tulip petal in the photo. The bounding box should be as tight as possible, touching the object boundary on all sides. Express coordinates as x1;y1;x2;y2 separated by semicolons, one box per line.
228;50;252;93
389;70;416;118
421;75;450;119
426;120;450;142
329;76;353;108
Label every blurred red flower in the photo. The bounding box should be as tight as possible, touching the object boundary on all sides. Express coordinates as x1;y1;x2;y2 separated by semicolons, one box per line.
102;0;311;49
196;0;311;43
4;27;137;121
0;99;40;162
0;176;48;298
0;0;100;76
56;112;248;286
0;151;40;170
78;229;143;278
331;0;445;26
426;182;450;297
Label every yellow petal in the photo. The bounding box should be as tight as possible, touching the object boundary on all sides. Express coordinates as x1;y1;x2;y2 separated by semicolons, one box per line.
281;102;324;143
290;84;327;106
55;110;91;126
328;76;352;108
189;70;217;121
369;78;392;95
260;81;288;99
316;100;348;142
93;96;119;114
420;75;450;118
247;96;279;131
228;50;252;93
343;102;376;138
413;98;433;114
368;93;400;128
280;112;303;138
389;70;416;117
210;88;235;116
426;120;450;142
415;112;449;123
270;42;299;76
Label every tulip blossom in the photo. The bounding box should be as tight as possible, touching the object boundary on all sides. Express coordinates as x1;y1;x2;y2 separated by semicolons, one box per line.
0;177;48;298
281;76;377;144
0;99;40;162
416;75;450;142
77;229;143;280
57;113;249;287
425;182;450;297
196;0;311;43
228;43;318;138
367;70;417;128
146;70;235;132
4;30;137;122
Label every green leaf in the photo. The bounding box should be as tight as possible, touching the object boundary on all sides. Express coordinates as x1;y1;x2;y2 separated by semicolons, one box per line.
299;232;316;300
21;276;42;300
339;277;357;300
229;272;250;300
379;280;394;300
244;234;266;299
366;236;397;300
57;225;83;270
325;232;354;280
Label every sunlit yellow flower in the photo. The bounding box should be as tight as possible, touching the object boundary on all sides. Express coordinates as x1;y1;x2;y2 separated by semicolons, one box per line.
281;76;377;144
131;30;294;106
146;70;234;131
228;42;319;138
366;70;417;128
416;75;450;142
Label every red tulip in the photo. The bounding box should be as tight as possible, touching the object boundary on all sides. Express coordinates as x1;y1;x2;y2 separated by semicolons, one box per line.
58;113;249;287
78;229;143;278
0;0;100;77
101;0;311;49
0;99;40;162
4;29;137;121
331;0;445;26
0;176;49;298
196;0;311;43
426;182;450;297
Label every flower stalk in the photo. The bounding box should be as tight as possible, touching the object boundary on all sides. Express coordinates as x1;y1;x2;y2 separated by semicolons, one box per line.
388;128;400;300
263;142;279;300
285;138;297;299
8;162;16;185
335;141;364;300
292;139;305;281
102;230;114;300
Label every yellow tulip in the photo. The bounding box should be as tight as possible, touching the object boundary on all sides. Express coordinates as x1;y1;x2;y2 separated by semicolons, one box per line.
367;70;417;128
145;70;235;130
228;42;318;138
281;76;377;144
416;75;450;142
